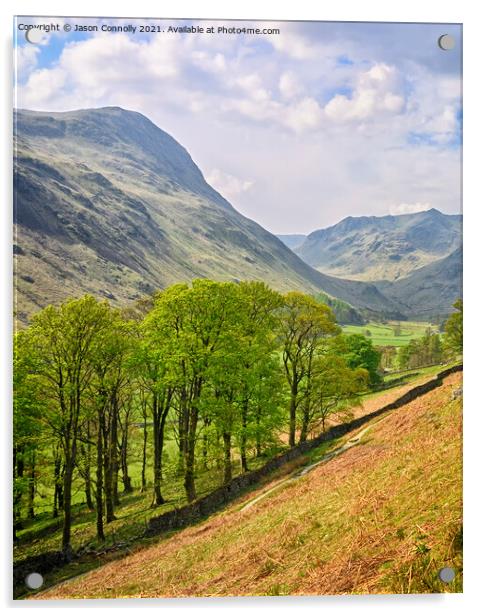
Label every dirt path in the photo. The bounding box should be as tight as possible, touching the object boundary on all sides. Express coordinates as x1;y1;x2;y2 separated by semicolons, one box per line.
241;418;387;511
243;369;450;512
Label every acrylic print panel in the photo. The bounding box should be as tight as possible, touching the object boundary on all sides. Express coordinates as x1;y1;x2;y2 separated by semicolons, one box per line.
13;16;462;599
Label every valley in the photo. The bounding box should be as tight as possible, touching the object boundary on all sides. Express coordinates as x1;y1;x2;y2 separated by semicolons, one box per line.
14;108;461;325
13;106;463;600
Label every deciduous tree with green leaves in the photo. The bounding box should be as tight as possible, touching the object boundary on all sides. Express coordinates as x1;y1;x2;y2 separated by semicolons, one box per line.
280;293;340;446
26;295;114;552
444;298;463;358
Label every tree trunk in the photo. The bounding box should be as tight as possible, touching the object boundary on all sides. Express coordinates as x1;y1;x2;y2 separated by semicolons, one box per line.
104;446;115;523
83;424;94;510
141;405;147;493
120;412;132;493
255;407;262;457
202;432;208;470
81;442;94;511
201;416;211;471
53;453;62;518
289;382;298;447
223;431;232;484
240;399;249;472
61;456;74;552
177;390;188;476
58;474;64;510
153;393;171;506
152;394;164;506
121;444;132;493
111;401;120;507
184;409;198;502
184;452;196;502
96;418;105;541
27;453;35;519
299;400;310;443
13;446;24;539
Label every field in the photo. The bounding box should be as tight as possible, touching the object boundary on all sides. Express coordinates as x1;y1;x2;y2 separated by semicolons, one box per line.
342;320;438;347
36;371;462;598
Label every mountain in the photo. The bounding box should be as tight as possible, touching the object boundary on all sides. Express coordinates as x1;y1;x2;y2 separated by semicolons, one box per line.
276;234;306;250
14;107;405;324
376;247;462;319
295;210;462;282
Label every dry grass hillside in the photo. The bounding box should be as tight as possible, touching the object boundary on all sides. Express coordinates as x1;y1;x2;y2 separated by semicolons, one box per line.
37;372;462;599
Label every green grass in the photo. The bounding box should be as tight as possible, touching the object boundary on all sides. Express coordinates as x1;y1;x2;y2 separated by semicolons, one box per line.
14;429;277;567
342;320;438;347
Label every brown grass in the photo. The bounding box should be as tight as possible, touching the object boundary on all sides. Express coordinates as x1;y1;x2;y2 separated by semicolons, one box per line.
36;372;462;599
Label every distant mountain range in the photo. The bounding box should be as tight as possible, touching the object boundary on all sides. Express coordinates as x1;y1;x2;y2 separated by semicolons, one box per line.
276;234;307;251
280;209;461;282
13;107;462;325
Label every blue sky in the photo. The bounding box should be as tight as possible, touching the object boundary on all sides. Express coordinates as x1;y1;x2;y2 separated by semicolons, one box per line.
14;17;462;233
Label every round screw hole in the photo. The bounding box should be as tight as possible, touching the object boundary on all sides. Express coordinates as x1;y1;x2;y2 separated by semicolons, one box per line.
439;567;455;583
25;572;44;590
438;34;455;51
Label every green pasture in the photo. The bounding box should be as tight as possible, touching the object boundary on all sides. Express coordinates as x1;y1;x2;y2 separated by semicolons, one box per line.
342;320;438;347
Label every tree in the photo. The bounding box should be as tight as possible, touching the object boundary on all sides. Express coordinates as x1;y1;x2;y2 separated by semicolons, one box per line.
137;310;176;506
144;280;241;502
303;354;368;434
13;331;44;538
379;346;397;371
233;282;284;469
444;299;463;357
280;293;340;446
88;308;133;538
342;334;382;387
397;331;444;370
27;296;113;552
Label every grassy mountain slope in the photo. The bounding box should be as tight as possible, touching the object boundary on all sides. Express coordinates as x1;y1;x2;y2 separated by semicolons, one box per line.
375;247;462;319
14;107;402;323
37;371;462;598
296;209;462;282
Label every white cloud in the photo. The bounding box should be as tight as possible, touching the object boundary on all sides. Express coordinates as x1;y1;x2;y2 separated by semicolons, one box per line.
192;51;227;73
268;31;323;60
206;169;253;202
389;202;432;215
325;63;405;122
14;21;461;234
15;45;40;77
279;71;303;100
422;106;458;143
283;97;323;133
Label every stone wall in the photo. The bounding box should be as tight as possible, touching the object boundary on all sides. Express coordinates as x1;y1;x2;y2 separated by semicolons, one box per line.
146;363;462;535
14;363;462;592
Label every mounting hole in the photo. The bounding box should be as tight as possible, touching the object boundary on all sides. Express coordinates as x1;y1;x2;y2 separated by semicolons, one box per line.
438;34;455;51
25;572;44;589
25;28;45;44
439;566;455;583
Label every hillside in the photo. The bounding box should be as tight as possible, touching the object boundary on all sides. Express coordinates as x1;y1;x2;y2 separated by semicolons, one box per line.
375;247;462;319
37;371;462;598
294;209;462;282
14;107;404;323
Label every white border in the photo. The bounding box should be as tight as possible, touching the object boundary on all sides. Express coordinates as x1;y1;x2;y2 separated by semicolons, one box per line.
1;1;481;615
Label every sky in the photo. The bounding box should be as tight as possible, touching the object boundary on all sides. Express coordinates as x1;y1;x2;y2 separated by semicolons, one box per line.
14;17;462;234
